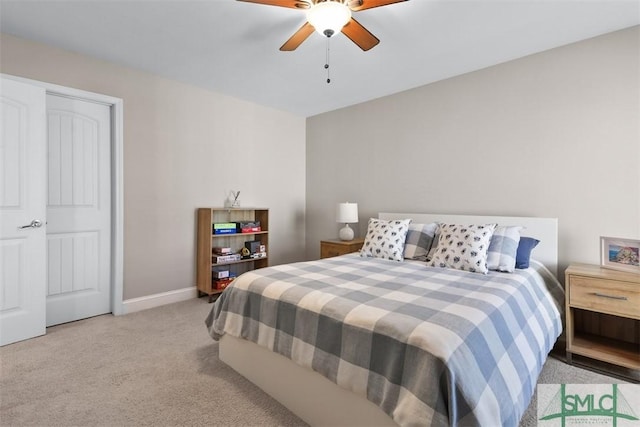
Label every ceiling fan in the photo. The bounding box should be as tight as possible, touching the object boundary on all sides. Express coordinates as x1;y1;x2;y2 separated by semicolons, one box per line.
237;0;409;51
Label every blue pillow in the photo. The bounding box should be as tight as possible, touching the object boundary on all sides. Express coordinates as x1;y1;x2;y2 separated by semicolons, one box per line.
515;237;540;269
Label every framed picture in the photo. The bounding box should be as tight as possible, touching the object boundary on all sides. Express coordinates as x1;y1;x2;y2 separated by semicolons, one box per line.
600;236;640;273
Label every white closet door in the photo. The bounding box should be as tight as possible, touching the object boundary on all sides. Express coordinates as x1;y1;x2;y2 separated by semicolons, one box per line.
0;77;47;346
45;94;111;326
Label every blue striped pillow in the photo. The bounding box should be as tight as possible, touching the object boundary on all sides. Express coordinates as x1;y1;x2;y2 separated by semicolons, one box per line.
487;226;522;272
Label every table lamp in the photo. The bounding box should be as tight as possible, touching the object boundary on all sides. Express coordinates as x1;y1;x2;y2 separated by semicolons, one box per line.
336;202;358;241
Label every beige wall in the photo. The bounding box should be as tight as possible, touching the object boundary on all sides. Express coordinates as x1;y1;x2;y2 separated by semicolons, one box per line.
306;26;640;276
0;33;307;300
2;25;638;301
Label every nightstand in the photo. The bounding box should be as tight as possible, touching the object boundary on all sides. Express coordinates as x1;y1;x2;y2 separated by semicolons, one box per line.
565;263;640;378
320;238;365;259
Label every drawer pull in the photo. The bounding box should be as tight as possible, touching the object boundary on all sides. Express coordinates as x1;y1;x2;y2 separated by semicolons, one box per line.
593;292;628;301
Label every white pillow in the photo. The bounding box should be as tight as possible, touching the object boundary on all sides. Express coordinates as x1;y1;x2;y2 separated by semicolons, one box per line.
404;223;438;261
487;226;522;273
428;223;497;274
360;218;411;262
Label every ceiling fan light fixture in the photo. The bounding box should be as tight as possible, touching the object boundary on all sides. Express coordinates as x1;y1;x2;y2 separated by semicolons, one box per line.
306;1;352;37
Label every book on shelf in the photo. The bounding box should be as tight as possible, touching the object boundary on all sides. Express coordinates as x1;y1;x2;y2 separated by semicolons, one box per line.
213;223;237;234
212;246;232;255
213;228;236;235
212;253;242;263
213;222;236;229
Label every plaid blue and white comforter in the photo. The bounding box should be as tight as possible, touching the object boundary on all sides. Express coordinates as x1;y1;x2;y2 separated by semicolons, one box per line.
206;254;564;426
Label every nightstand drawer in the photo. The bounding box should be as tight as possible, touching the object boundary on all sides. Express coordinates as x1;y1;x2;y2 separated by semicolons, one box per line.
321;243;347;258
320;238;364;259
570;276;640;319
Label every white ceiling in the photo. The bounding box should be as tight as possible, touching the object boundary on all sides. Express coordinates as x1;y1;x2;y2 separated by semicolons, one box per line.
1;0;638;117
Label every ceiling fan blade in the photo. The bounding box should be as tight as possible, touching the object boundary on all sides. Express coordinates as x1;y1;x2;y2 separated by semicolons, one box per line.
341;17;379;51
280;22;315;51
236;0;311;9
348;0;408;12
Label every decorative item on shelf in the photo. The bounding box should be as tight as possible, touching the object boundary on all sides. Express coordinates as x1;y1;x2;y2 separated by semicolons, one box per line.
336;202;358;241
224;190;241;208
600;236;640;273
231;191;241;208
240;247;251;259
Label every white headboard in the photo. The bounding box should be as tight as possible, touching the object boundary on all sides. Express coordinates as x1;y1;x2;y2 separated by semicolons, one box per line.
379;212;558;277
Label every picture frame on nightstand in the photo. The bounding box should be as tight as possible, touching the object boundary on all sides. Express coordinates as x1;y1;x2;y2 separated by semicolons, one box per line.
600;236;640;273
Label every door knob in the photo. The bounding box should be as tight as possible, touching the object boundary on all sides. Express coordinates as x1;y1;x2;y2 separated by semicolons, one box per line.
18;219;43;229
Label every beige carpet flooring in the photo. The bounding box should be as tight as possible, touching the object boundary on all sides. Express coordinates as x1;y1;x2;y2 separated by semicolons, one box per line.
0;298;626;426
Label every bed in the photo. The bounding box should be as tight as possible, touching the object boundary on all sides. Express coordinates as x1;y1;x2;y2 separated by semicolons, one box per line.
205;213;564;426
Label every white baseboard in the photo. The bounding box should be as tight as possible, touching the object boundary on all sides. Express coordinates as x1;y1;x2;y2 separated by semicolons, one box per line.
120;286;198;315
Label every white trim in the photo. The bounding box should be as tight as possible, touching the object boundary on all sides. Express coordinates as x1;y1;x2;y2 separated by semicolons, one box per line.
1;73;125;316
110;98;125;315
3;74;122;106
122;287;198;314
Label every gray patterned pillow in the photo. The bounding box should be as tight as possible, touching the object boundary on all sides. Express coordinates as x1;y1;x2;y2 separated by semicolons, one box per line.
360;218;411;262
404;223;438;261
428;223;497;274
426;228;440;262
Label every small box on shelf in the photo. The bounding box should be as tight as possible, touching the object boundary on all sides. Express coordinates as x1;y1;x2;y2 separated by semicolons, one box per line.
236;221;261;233
212;269;230;279
213;276;235;291
212;253;242;264
245;240;262;254
249;252;267;259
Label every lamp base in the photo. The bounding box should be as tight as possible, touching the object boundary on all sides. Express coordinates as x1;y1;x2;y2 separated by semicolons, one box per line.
339;224;354;241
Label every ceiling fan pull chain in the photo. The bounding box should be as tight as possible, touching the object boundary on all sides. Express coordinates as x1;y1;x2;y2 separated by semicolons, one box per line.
325;37;331;84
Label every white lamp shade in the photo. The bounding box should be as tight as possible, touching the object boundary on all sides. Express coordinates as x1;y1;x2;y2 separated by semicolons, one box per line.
306;1;352;37
336;202;358;224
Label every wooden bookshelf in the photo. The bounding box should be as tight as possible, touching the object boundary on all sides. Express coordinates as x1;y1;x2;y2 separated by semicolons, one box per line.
196;208;268;302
